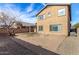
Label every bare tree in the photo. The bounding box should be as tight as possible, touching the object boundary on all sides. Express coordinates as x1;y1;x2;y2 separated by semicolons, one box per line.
0;11;19;36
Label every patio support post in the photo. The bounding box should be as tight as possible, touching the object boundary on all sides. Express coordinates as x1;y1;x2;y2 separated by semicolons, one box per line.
29;26;31;32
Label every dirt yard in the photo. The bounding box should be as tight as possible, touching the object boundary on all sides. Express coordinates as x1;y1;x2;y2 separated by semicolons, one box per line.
15;33;66;53
15;32;79;55
57;35;79;55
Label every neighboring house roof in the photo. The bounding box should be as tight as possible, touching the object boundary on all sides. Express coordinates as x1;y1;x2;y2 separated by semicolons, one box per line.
15;21;35;26
36;3;70;16
21;22;35;26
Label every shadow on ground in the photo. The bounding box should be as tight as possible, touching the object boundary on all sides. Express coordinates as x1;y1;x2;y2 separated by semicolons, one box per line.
12;36;59;55
0;33;59;55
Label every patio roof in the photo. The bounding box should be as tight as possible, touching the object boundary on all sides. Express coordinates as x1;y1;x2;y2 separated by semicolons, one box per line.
15;21;35;27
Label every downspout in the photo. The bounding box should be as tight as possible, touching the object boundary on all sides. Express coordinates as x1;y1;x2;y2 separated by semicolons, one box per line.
68;4;72;36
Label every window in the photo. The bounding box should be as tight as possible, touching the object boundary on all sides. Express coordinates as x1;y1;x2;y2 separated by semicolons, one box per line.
50;24;61;31
38;26;43;31
58;8;66;16
47;12;52;17
38;15;45;20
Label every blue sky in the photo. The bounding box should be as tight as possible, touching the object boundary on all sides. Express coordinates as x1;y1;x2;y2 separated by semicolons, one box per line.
0;3;45;23
71;3;79;25
0;3;79;25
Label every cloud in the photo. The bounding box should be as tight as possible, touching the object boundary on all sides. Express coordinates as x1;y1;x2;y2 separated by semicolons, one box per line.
0;3;37;23
27;10;38;17
0;3;45;23
21;17;36;23
25;4;34;13
0;4;22;17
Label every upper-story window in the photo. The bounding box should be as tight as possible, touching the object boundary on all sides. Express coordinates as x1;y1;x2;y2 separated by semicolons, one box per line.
37;15;45;20
47;12;52;17
58;8;66;16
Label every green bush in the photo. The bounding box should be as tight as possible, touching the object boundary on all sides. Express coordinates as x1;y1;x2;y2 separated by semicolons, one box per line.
73;23;79;29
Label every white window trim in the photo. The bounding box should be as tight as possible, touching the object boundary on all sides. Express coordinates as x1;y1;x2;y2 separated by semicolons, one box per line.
47;12;52;17
37;15;45;20
58;8;66;16
50;24;62;32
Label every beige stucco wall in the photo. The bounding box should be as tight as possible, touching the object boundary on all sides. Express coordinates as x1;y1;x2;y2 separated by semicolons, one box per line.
36;5;70;36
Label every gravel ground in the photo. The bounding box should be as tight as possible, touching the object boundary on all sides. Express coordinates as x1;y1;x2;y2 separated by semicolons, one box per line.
0;34;36;55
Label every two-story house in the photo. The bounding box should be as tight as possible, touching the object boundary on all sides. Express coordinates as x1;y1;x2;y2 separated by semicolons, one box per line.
36;4;71;36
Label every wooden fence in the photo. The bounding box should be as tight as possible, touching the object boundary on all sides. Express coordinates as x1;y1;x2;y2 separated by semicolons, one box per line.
0;28;34;33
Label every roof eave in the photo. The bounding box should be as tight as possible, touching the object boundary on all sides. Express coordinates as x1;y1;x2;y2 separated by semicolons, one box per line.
36;4;71;16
